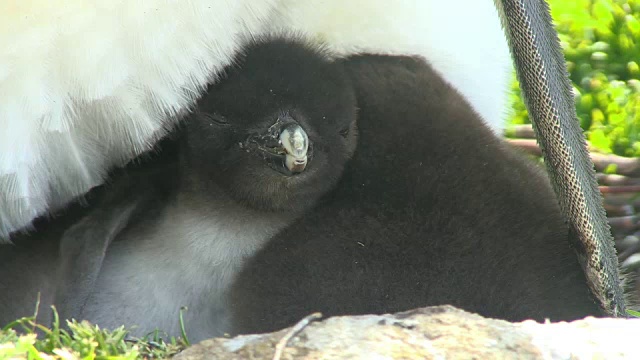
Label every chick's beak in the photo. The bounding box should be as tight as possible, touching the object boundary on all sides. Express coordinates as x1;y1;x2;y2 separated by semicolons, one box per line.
243;116;311;175
279;124;308;173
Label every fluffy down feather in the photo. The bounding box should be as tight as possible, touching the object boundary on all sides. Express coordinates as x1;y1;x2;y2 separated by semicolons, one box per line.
0;0;511;240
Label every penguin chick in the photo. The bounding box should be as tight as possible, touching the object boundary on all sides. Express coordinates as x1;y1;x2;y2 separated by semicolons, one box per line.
229;54;603;335
0;37;357;342
77;37;357;342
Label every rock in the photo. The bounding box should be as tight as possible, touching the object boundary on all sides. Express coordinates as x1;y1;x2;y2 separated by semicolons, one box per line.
173;306;639;359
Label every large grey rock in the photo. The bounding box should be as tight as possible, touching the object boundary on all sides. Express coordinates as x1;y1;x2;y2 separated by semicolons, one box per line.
174;306;639;359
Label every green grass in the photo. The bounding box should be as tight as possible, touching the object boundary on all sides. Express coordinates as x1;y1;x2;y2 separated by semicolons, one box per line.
508;0;640;158
0;299;189;360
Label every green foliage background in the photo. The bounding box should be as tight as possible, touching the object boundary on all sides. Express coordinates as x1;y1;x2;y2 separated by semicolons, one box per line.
508;0;640;157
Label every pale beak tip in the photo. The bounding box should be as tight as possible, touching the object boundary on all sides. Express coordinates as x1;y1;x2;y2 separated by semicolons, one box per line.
286;154;308;173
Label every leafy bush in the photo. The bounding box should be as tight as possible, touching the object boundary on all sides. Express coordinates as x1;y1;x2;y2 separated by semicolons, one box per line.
508;0;640;157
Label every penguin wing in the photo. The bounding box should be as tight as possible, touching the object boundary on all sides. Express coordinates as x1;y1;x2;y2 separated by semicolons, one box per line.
53;172;157;321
